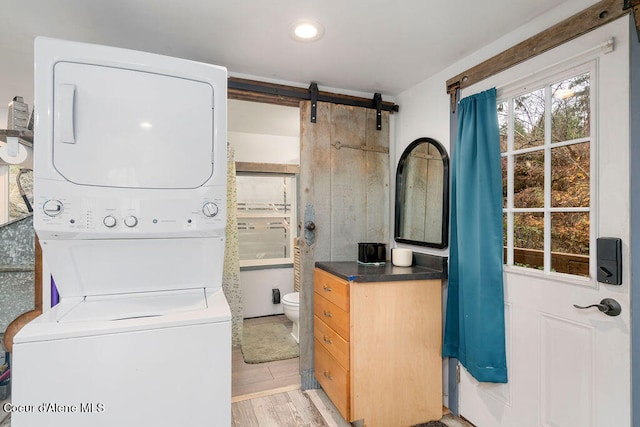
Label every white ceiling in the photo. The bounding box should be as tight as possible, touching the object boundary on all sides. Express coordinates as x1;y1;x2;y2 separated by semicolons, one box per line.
0;0;601;111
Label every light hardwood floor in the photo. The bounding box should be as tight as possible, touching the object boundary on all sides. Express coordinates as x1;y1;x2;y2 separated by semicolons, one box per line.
232;388;476;427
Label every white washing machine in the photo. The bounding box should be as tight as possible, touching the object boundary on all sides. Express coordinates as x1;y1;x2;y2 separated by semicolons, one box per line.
10;38;231;426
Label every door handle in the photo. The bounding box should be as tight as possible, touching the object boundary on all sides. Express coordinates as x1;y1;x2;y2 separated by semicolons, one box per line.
573;298;621;317
305;221;316;231
58;84;77;144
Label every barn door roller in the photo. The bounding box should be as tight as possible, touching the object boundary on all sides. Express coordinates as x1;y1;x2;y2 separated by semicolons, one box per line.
310;82;319;124
307;82;397;131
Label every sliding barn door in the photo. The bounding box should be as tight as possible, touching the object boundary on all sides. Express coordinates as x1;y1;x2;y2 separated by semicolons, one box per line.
297;100;390;388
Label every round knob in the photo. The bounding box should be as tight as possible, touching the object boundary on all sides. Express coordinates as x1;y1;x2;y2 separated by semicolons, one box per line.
103;215;117;228
202;202;219;217
124;215;138;228
43;200;64;217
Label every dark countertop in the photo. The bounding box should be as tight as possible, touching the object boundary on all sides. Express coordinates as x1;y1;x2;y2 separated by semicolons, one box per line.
316;253;447;283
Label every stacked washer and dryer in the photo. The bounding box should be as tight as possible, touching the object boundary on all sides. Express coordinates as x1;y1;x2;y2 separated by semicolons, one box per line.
10;38;231;426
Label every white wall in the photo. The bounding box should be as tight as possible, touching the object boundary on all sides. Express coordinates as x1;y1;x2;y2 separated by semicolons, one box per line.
227;99;301;318
241;268;295;318
228;132;299;164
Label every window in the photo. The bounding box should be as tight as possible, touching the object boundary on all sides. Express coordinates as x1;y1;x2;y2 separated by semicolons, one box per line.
9;166;33;220
236;173;296;268
0;164;33;224
500;67;592;278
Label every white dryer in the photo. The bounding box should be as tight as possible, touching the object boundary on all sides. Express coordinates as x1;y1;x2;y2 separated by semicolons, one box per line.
10;38;231;426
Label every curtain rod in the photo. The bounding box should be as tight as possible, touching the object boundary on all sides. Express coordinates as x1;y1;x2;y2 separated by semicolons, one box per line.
446;0;640;112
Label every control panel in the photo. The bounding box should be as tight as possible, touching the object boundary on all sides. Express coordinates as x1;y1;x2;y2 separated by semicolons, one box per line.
34;181;226;239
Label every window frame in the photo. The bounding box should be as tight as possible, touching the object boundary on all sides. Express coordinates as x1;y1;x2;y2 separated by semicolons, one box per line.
498;60;597;286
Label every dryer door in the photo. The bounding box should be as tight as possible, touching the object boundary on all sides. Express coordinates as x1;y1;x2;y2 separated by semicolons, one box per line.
52;61;215;189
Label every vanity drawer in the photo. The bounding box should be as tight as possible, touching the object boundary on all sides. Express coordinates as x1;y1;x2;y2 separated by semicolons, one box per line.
314;315;349;370
315;338;350;421
314;268;349;311
314;293;349;340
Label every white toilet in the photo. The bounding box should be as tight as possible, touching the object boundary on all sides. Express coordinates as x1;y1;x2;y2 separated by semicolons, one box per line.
282;292;300;343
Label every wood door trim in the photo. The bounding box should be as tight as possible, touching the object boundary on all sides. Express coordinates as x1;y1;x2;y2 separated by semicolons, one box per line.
446;0;639;108
235;162;299;174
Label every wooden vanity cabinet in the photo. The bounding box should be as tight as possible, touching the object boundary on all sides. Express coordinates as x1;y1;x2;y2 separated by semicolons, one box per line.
313;267;443;427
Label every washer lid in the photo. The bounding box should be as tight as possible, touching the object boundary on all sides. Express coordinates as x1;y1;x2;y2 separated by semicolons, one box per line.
57;289;208;323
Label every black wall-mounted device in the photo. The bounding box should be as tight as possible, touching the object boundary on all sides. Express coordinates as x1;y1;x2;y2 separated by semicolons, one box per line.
272;288;281;304
596;237;622;285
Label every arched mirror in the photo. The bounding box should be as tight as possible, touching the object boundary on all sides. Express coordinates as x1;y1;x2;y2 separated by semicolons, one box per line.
395;137;449;248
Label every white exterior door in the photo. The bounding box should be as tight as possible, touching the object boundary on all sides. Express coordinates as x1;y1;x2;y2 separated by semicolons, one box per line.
458;17;631;427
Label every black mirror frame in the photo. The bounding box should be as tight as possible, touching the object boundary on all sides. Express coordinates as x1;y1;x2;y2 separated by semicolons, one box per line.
394;137;450;249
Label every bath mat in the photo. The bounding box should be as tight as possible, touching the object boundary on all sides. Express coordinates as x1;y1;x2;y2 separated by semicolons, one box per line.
241;322;299;364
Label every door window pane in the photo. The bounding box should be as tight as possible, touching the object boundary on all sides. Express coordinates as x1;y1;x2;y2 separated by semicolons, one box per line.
551;142;590;208
501;156;508;208
498;101;509;153
514;88;545;150
513;151;544;209
503;213;508;263
551;212;589;277
513;212;544;270
551;73;590;143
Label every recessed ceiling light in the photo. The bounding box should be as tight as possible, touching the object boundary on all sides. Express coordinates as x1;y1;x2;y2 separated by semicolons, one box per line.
290;20;324;42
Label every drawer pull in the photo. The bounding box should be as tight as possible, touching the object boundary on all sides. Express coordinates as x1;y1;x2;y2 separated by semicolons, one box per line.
323;370;333;380
323;335;332;344
323;285;333;292
323;310;332;318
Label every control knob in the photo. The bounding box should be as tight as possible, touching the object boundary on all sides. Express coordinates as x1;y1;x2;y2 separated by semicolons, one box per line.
202;202;219;217
43;200;64;217
103;215;117;228
124;215;138;228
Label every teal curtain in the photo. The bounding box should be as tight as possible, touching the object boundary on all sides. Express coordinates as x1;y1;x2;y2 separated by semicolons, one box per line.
443;88;507;383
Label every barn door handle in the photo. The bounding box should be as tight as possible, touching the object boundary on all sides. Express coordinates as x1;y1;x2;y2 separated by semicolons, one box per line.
573;298;621;317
